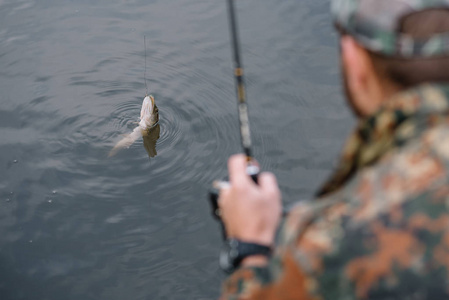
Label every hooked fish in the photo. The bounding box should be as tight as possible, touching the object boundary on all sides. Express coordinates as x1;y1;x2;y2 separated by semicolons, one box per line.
109;95;159;157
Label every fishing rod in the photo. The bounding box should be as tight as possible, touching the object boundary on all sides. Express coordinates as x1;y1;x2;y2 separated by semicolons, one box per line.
227;0;255;164
209;0;259;239
225;0;259;178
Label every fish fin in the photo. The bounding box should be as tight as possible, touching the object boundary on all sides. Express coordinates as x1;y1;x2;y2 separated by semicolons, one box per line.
108;126;142;157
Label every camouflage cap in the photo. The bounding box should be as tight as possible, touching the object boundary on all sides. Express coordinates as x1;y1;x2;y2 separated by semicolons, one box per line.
331;0;449;57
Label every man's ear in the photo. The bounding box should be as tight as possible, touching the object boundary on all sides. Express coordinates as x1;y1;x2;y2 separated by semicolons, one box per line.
341;36;382;116
341;36;368;98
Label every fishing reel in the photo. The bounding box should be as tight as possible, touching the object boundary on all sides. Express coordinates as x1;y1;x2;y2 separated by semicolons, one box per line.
208;164;259;240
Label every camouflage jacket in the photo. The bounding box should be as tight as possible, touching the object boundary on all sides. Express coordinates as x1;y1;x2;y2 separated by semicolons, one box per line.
221;83;449;300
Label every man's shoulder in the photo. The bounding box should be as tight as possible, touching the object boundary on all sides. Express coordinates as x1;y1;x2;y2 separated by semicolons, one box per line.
282;123;449;299
288;121;449;228
345;121;449;214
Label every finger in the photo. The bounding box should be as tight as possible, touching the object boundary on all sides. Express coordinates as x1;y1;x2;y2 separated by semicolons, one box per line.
228;154;250;185
259;172;280;198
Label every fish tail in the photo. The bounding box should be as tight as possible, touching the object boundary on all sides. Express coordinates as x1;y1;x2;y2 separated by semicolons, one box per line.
108;126;142;157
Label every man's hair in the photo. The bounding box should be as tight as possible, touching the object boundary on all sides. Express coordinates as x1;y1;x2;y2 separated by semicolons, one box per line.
368;9;449;88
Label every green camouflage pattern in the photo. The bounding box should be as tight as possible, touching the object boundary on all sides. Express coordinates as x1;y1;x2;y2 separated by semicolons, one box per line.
220;83;449;299
331;0;449;57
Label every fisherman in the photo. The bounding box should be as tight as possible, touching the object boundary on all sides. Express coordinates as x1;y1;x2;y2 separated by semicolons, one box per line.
216;0;449;298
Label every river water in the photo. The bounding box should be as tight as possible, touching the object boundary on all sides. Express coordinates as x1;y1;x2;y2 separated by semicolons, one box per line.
0;0;353;299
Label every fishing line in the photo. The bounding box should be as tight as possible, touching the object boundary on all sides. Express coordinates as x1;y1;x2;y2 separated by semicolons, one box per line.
144;35;149;96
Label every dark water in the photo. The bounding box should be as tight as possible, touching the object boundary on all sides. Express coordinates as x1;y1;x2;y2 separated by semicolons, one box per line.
0;0;353;299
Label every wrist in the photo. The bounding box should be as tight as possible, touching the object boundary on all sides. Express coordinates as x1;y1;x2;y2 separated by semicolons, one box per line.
219;239;272;273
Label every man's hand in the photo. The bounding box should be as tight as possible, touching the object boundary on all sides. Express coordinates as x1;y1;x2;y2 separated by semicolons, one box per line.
218;154;282;247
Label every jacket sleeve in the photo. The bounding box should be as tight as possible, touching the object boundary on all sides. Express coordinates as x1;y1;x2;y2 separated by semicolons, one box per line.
219;202;321;300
